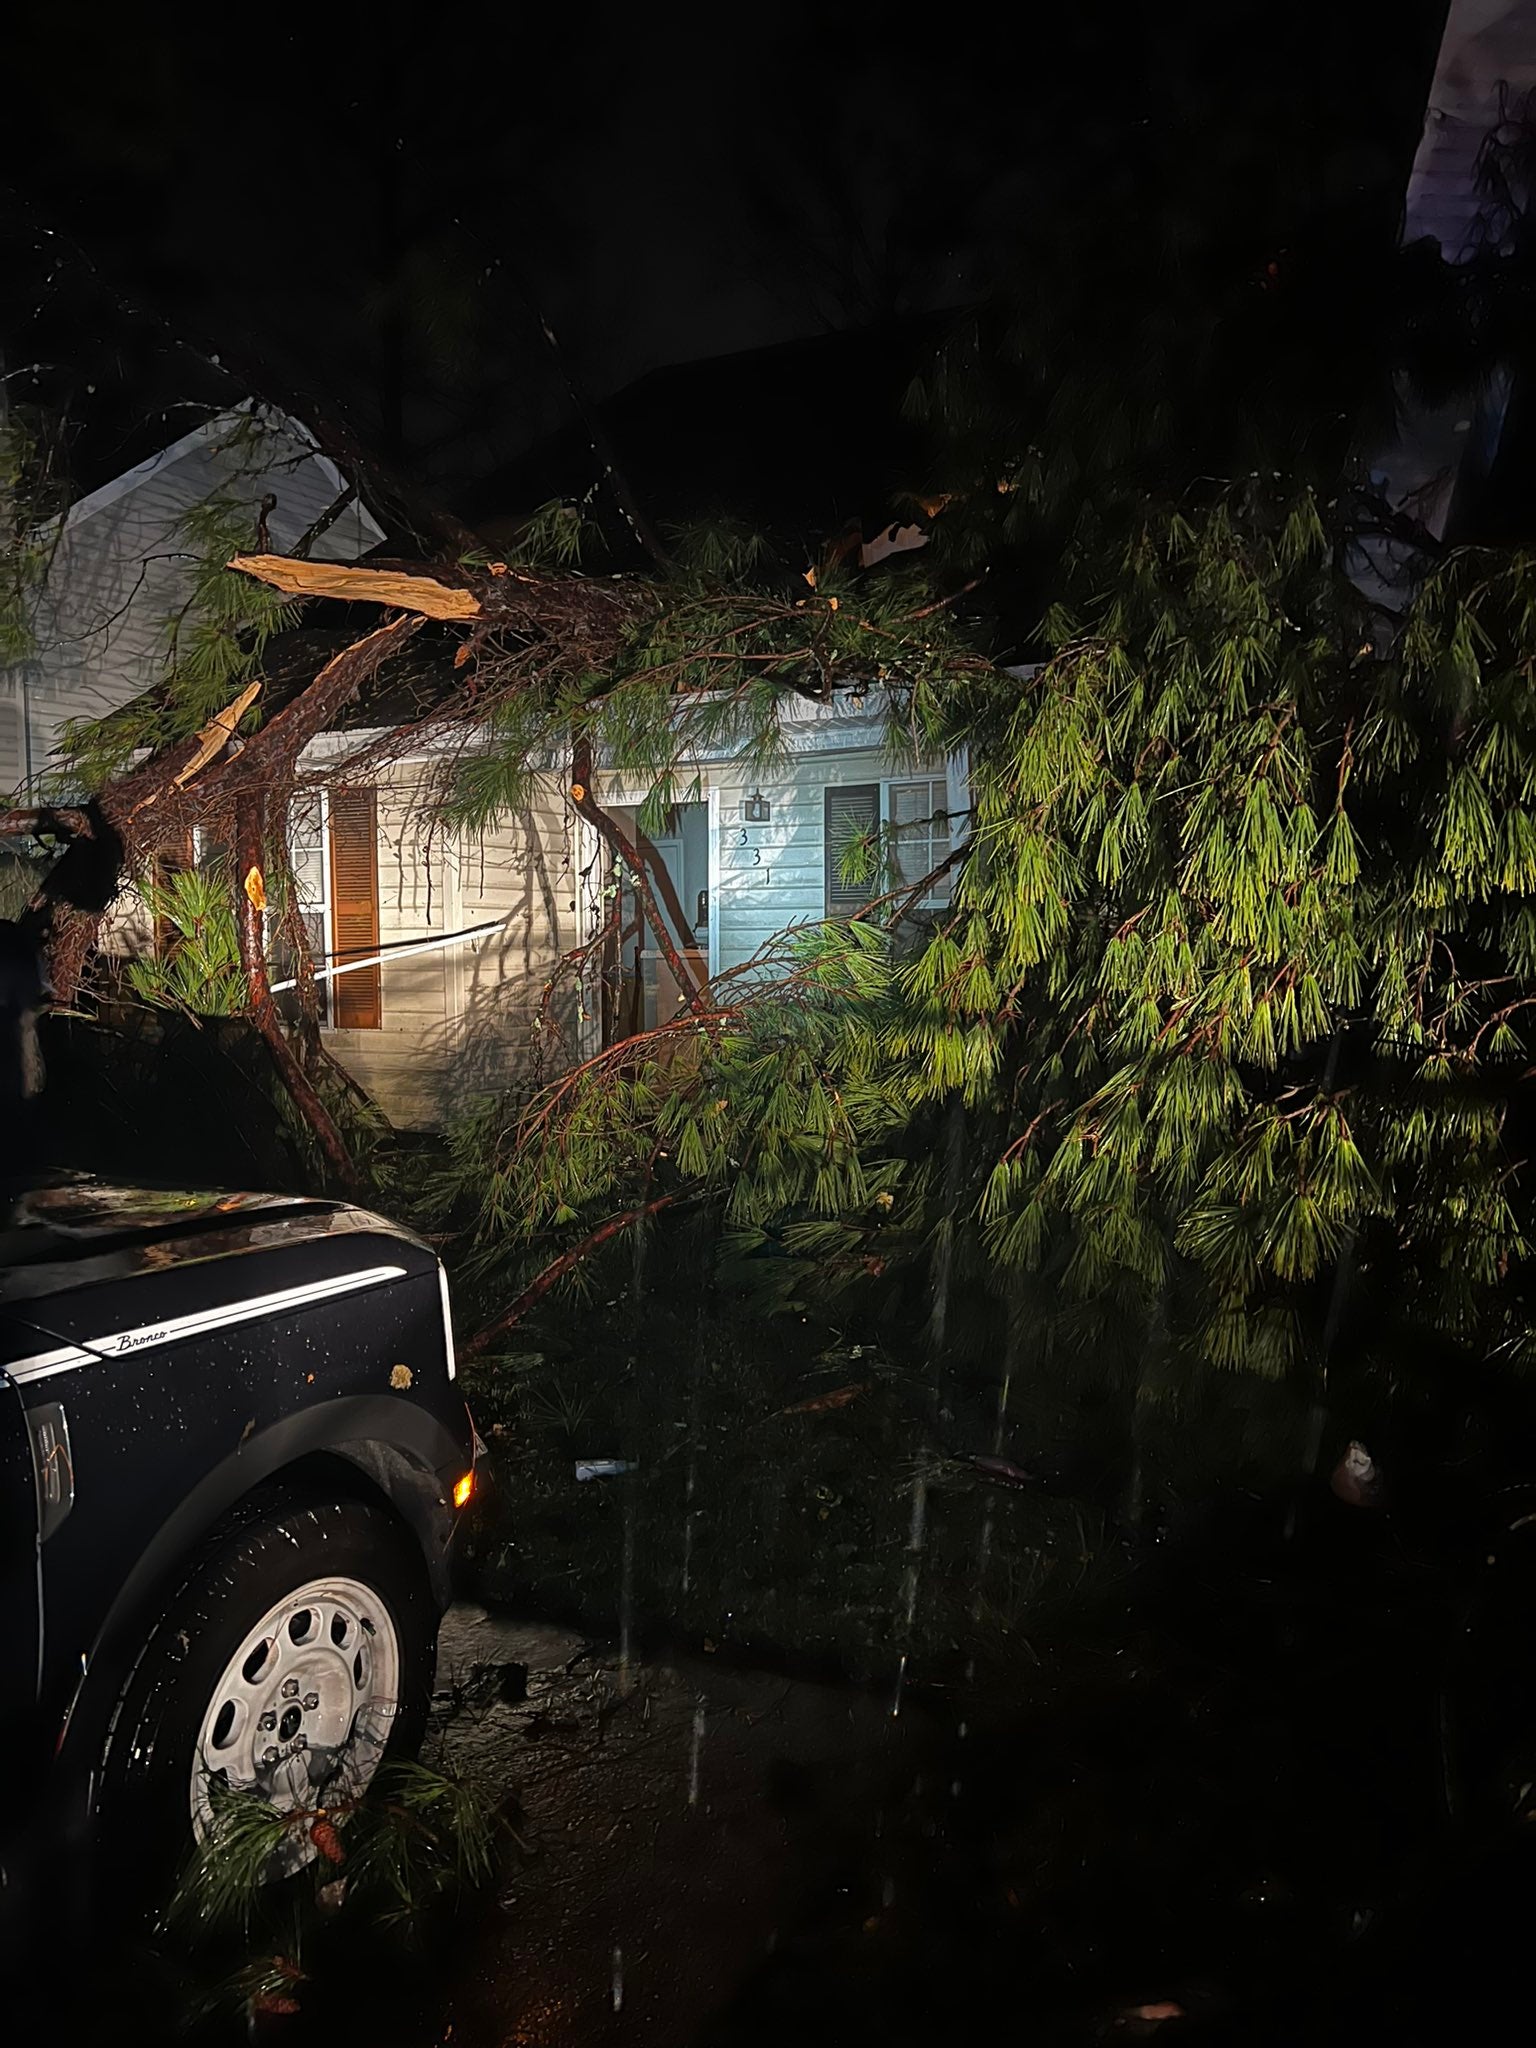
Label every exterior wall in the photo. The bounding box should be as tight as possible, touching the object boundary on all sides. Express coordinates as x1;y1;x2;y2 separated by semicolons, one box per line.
319;763;455;1131
0;668;28;793
442;781;591;1115
315;703;968;1134
1355;0;1536;598
597;695;967;987
1403;0;1536;267
706;746;892;976
2;407;383;796
301;748;591;1131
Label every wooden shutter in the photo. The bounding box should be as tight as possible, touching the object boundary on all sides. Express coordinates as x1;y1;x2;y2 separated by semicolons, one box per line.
328;788;381;1029
824;783;881;917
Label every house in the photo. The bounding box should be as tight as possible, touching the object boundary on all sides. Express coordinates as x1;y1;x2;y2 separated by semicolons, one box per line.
594;700;964;1023
14;0;1521;1132
0;401;582;1125
4;399;961;1131
285;695;966;1128
280;717;591;1128
1;403;385;794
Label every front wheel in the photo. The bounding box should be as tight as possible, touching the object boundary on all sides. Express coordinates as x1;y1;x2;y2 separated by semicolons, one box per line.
99;1495;438;1900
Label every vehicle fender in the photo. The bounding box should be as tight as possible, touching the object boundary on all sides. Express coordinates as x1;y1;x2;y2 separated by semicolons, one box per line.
53;1394;465;1794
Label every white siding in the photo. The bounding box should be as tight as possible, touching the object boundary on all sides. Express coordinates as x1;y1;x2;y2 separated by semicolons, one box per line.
313;760;590;1130
1403;0;1536;264
9;408;383;794
318;710;968;1127
318;765;453;1130
1354;0;1536;582
708;749;889;975
596;702;969;989
446;787;590;1108
0;666;29;793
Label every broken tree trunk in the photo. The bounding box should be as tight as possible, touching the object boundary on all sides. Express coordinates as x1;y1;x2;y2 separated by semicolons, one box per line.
41;615;425;1003
228;549;646;681
229;555;484;619
233;790;360;1195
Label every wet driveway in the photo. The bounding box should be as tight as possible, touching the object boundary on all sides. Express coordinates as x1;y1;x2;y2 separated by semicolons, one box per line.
300;1556;1536;2048
326;1604;930;2047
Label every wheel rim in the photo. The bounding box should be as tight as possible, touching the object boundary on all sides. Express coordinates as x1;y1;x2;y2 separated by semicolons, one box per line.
190;1574;403;1869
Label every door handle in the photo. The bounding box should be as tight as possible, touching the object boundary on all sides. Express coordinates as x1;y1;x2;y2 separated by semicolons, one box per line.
28;1401;74;1540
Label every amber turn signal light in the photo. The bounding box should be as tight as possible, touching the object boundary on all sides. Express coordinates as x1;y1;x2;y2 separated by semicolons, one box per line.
452;1470;475;1510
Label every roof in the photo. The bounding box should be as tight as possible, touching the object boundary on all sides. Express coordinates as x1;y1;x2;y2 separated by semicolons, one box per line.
45;404;385;559
462;316;949;559
1;210;452;555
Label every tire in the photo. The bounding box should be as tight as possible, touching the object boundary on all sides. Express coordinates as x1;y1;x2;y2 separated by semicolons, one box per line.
97;1493;438;1906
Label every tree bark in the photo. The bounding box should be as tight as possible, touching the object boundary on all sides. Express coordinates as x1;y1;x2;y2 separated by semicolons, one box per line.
569;736;706;1014
220;614;423;793
233;791;360;1194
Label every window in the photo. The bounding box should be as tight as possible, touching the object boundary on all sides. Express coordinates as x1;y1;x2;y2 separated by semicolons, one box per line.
823;776;955;919
197;793;382;1028
269;788;381;1029
885;778;952;903
283;792;332;1026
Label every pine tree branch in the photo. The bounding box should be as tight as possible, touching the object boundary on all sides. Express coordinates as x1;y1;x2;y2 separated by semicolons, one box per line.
220;614;424;790
569;736;706;1014
292;483;360;561
465;1195;685;1354
537;894;620;1065
902;576;985;622
855;840;973;926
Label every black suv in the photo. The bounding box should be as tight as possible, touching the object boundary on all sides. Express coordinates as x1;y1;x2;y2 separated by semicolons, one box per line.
0;1175;476;1953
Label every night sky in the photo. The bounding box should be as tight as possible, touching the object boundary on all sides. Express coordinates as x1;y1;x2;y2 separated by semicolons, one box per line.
3;4;1449;534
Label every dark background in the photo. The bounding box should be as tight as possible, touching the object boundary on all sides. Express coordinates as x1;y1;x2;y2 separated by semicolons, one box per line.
1;4;1451;535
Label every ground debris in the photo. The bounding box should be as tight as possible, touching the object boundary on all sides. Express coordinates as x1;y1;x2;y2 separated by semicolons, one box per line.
774;1381;873;1418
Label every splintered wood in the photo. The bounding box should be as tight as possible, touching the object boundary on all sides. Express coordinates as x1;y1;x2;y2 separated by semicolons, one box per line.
229;553;484;620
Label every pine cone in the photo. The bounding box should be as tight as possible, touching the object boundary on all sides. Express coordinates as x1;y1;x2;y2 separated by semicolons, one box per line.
309;1816;347;1865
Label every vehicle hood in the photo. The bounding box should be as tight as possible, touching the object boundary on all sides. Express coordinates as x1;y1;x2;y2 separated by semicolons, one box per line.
0;1175;433;1308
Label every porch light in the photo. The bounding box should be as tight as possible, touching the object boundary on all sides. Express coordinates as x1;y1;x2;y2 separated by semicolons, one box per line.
744;790;771;822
